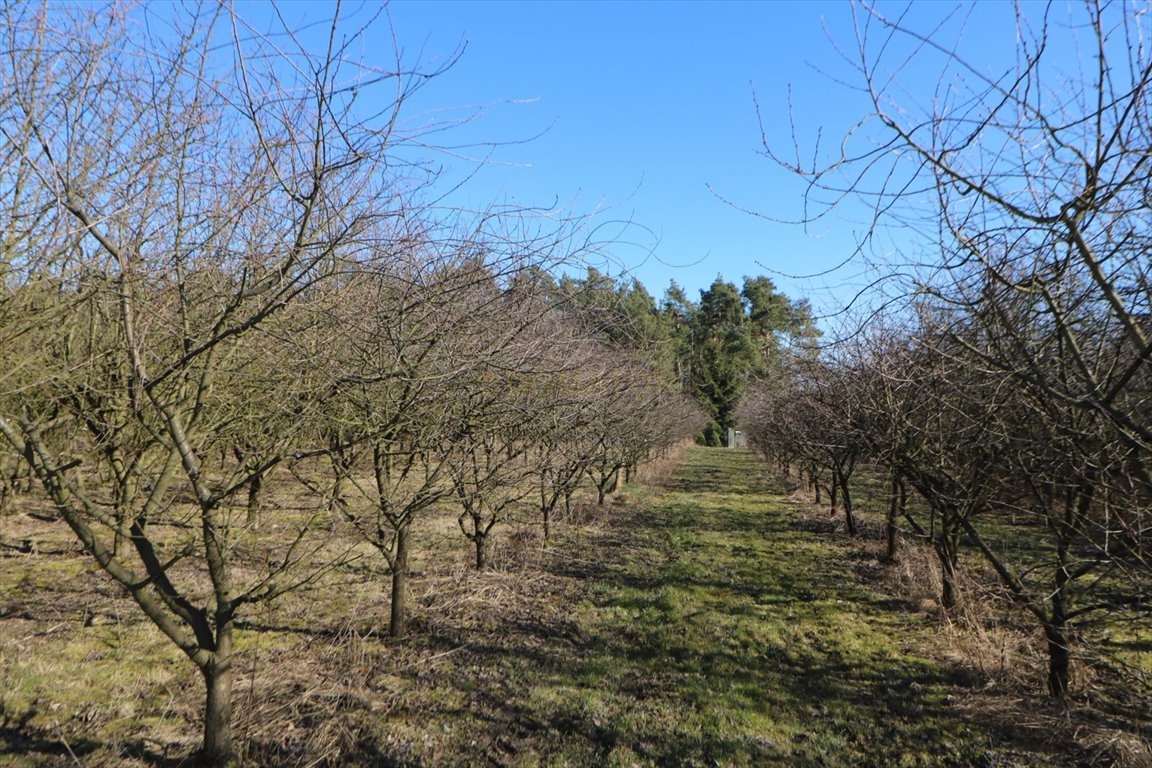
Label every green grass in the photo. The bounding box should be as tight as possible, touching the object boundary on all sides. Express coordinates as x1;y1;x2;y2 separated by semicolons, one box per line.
472;447;995;767
3;446;1142;766
845;460;1152;683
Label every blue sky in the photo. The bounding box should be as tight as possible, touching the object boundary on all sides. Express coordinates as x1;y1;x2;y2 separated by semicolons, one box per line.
378;0;880;315
259;1;1075;319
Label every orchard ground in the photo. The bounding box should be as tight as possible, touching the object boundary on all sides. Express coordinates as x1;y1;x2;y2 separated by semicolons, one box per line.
0;447;1147;767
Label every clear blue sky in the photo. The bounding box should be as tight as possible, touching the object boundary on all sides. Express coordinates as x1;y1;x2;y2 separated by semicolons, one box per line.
378;0;880;316
266;1;1066;319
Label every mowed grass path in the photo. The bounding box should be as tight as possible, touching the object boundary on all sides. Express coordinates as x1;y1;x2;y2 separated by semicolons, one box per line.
433;446;1032;767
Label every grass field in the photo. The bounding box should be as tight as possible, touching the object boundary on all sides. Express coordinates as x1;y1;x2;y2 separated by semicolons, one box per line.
0;446;1147;766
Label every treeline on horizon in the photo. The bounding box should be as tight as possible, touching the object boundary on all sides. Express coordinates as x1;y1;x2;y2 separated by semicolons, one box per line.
538;267;821;445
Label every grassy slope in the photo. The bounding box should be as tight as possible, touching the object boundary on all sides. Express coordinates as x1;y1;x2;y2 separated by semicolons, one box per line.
0;446;1114;766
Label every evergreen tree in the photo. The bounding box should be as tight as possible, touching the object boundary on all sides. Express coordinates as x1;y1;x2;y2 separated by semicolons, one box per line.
661;280;696;392
691;279;760;445
551;270;819;446
689;276;820;445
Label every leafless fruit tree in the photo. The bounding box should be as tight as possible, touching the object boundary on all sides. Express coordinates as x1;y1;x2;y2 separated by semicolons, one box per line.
758;0;1151;699
0;3;462;762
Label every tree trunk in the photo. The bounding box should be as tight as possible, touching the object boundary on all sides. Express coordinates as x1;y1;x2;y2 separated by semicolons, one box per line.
840;472;857;535
542;506;551;544
940;558;958;611
113;500;127;557
246;468;263;527
937;525;959;611
328;460;351;530
474;533;487;570
389;525;410;638
1044;621;1071;698
199;648;234;767
885;474;904;562
596;474;611;506
829;467;839;518
1046;519;1074;697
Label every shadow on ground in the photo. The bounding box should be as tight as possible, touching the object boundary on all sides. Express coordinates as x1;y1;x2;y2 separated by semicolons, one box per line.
394;447;1090;767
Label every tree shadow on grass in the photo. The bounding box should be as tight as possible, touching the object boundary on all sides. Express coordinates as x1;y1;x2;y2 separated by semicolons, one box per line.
0;703;235;768
0;705;104;766
504;447;1092;767
418;595;1005;766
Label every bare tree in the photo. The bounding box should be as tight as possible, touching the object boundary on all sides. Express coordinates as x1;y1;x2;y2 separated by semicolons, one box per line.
296;263;465;638
308;249;532;632
739;360;858;531
446;284;561;570
763;1;1152;697
522;341;606;543
0;3;458;762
